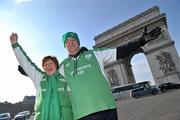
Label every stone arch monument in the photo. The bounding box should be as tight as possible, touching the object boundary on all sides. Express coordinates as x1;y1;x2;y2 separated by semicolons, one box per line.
93;6;180;87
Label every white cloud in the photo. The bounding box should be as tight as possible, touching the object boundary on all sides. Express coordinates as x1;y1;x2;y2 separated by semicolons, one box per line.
14;0;32;4
132;59;148;74
0;33;36;103
132;58;155;85
0;13;36;103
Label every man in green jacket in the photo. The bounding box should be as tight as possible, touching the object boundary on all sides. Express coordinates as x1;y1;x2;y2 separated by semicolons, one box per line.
59;27;161;120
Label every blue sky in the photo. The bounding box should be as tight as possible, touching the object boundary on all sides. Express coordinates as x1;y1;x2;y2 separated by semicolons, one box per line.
0;0;179;103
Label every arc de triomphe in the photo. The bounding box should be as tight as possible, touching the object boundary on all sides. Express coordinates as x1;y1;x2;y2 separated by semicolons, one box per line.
93;6;180;87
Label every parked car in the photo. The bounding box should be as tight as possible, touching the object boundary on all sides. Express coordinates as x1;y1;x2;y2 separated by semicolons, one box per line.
131;87;159;98
14;111;30;120
0;112;11;120
158;82;180;92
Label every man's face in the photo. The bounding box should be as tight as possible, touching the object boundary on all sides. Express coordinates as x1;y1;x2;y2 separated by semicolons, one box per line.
43;59;57;75
65;38;80;55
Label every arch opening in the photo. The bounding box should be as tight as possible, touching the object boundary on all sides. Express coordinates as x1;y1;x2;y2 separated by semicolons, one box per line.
131;53;155;85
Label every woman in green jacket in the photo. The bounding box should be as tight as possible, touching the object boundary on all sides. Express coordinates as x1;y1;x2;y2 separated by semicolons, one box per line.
10;32;73;120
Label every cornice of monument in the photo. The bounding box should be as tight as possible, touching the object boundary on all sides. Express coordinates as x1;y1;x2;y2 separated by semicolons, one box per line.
144;41;174;55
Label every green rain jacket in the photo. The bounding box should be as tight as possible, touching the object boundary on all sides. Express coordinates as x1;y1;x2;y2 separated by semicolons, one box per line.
59;48;117;120
12;43;73;120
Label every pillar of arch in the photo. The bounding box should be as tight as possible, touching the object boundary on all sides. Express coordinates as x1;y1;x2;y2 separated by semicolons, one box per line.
93;6;180;87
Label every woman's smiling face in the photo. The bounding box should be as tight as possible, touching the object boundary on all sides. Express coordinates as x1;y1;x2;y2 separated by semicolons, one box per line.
43;59;57;75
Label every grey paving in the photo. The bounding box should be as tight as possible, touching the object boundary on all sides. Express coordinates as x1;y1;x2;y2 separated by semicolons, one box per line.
117;89;180;120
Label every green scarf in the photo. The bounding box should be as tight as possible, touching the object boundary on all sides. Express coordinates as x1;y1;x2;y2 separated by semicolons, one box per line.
35;71;62;120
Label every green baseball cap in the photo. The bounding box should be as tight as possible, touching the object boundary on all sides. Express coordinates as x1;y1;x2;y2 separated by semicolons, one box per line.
62;32;80;48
